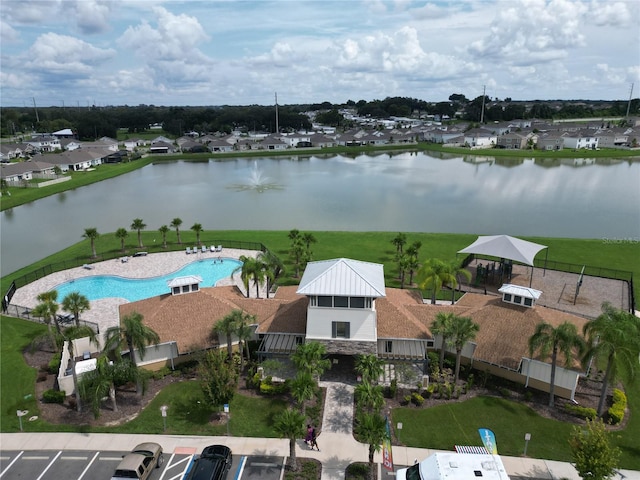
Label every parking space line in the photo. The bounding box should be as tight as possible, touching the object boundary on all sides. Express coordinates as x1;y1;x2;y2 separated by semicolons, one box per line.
77;452;100;480
22;456;51;460
99;456;122;461
35;450;61;480
159;452;194;480
60;456;89;460
233;456;247;480
0;451;23;478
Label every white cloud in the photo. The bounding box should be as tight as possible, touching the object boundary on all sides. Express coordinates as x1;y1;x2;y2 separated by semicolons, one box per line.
24;33;116;76
69;0;113;34
0;19;20;43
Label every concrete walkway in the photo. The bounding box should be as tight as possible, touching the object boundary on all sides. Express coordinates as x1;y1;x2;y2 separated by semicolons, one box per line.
2;381;638;479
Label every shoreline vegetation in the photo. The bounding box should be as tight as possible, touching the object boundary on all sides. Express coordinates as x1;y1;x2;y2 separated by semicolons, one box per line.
1;142;639;212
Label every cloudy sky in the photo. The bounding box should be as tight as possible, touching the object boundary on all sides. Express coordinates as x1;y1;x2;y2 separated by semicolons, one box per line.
1;0;639;107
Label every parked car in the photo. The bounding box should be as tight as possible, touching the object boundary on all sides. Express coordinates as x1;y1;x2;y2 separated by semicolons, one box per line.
185;444;232;480
111;442;164;480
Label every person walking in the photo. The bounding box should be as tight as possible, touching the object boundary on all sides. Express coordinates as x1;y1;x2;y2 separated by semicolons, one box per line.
310;426;320;451
305;424;313;447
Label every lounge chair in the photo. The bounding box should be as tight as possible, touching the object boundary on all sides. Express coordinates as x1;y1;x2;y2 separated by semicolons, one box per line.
201;245;207;253
210;245;216;252
120;256;128;263
82;264;94;270
216;245;222;252
186;247;192;254
82;351;91;361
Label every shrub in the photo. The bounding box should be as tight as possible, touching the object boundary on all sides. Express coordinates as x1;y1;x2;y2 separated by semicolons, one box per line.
499;388;511;398
427;352;439;374
151;367;171;380
43;388;66;404
411;392;424;406
48;356;61;374
608;389;627;424
467;373;475;390
388;378;398;399
259;380;287;395
524;390;533;402
402;395;412;406
564;404;597;420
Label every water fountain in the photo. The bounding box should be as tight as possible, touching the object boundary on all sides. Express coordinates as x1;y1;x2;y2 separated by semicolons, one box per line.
230;161;283;192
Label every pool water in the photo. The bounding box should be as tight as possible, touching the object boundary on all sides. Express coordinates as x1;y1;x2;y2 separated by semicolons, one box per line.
54;258;242;302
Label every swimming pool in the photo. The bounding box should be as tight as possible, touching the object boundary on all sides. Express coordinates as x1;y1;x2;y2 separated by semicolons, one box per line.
54;258;242;302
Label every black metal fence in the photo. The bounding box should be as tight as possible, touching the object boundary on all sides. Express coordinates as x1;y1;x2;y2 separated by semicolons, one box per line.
461;253;635;312
3;303;101;332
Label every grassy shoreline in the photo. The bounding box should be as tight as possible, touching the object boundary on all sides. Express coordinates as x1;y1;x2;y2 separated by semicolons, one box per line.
2;143;638;211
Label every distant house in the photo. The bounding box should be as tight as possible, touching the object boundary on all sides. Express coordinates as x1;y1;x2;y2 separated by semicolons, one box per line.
536;132;565;151
28;150;104;172
463;128;497;148
52;128;75;139
496;131;531;150
149;141;175;154
1;161;56;182
26;135;61;153
260;135;288;151
123;138;147;151
562;129;599;150
206;138;234;153
180;139;207;153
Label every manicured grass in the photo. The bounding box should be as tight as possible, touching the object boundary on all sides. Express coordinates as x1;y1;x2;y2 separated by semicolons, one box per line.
98;381;287;437
393;397;574;461
0;316;47;431
3;231;638;304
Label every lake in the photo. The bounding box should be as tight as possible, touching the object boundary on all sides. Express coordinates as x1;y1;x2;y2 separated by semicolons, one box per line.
2;151;639;276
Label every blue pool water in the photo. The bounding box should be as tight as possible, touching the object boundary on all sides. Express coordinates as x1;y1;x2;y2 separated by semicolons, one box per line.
54;258;242;302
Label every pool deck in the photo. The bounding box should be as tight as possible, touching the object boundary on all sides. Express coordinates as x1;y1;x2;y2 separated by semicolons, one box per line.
11;247;262;335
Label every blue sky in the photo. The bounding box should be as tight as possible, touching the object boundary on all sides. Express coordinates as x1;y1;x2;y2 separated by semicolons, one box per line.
1;0;639;107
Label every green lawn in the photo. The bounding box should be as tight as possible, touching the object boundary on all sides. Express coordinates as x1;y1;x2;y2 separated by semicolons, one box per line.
95;381;288;437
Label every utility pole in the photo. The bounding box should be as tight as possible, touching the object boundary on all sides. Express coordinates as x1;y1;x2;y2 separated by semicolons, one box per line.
275;93;279;134
480;85;486;124
32;97;40;123
625;83;634;118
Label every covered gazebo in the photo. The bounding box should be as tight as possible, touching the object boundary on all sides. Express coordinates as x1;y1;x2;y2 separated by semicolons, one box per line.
458;235;548;287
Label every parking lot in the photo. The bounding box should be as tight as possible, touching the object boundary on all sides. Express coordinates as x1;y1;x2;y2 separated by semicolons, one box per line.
0;449;287;480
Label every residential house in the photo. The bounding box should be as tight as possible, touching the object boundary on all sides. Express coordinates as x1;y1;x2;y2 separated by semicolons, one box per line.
463;128;497;148
1;160;56;183
123;138;147;152
536;132;565;151
29;150;104;172
25;135;61;153
259;135;288;151
0;144;24;162
149;141;175;154
496;131;531;150
206;138;235;153
180;139;208;153
561;129;599;150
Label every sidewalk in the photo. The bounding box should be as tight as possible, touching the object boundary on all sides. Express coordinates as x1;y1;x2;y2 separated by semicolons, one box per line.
1;382;639;480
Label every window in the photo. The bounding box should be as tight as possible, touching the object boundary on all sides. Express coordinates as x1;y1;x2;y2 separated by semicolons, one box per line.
192;284;199;292
514;295;522;304
309;296;317;307
350;297;365;308
173;287;180;295
317;296;332;307
182;285;190;293
384;341;392;353
332;321;350;339
365;298;372;308
524;297;533;307
334;296;349;308
503;293;512;302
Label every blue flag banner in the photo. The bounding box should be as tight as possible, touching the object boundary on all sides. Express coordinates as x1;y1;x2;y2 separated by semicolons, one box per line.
478;428;498;454
382;416;394;471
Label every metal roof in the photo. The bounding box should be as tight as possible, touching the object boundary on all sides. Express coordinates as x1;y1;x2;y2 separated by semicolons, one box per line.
296;258;386;297
167;275;203;288
498;283;542;299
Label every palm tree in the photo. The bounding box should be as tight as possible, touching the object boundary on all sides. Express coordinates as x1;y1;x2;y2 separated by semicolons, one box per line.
249;257;268;298
583;302;640;416
104;311;160;394
288;228;300;243
130;218;146;248
529;321;586;407
63;325;99;412
36;290;62;339
447;315;480;383
80;354;139;418
115;227;128;253
257;250;283;299
289;236;307;278
445;260;472;304
355;354;385;384
397;253;411;288
83;227;99;258
417;258;457;304
212;310;242;362
290;371;316;416
61;291;90;327
302;232;316;259
235;316;254;371
32;302;58;349
170;217;183;244
158;225;169;248
391;232;407;254
431;311;455;372
355;380;384;414
274;408;306;471
233;256;256;298
191;223;203;246
354;411;387;480
405;242;421;286
291;342;331;381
